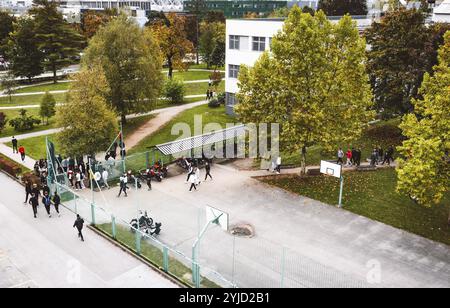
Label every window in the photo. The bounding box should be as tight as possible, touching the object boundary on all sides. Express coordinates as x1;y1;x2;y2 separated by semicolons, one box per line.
227;93;238;107
252;37;266;52
229;35;240;50
229;65;240;79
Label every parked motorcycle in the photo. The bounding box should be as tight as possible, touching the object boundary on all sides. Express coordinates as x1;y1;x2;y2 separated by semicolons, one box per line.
129;210;161;236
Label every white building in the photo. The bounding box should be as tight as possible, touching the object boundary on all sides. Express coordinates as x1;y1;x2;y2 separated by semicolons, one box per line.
225;16;374;115
433;0;450;23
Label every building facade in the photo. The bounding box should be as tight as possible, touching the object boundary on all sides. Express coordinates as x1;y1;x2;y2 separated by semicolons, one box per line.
225;16;374;115
225;18;284;115
432;0;450;23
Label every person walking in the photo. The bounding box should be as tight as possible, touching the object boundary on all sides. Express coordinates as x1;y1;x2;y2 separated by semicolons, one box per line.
42;192;52;218
206;89;210;101
346;149;352;167
75;171;82;190
73;214;84;242
275;156;282;174
18;145;26;162
24;180;32;204
68;168;74;187
337;148;344;165
370;148;377;167
29;194;39;218
378;147;384;164
185;164;195;184
31;183;40;199
53;191;61;217
204;161;212;181
195;166;201;186
146;169;152;191
12;136;18;154
189;170;197;192
117;175;128;197
102;169;109;189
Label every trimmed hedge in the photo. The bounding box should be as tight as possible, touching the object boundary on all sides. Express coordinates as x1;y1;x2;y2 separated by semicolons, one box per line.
0;157;22;177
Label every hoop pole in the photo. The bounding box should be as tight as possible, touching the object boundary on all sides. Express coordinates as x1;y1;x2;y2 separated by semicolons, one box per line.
338;175;344;208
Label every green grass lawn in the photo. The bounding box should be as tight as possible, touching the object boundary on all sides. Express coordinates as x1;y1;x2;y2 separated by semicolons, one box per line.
14;82;72;94
185;81;224;96
0;108;58;138
96;223;220;287
5;114;158;160
261;168;450;246
281;118;404;166
129;104;234;155
0;93;67;107
168;70;224;81
187;63;225;71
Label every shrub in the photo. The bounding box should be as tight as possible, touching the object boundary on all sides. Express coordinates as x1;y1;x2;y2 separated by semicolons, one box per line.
208;98;220;108
217;92;225;104
0;157;22;177
163;78;185;104
209;71;222;88
9;109;41;132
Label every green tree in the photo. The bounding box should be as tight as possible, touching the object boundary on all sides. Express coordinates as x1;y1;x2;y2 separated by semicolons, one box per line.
162;78;185;104
235;7;374;174
39;91;56;124
365;8;438;117
199;21;225;69
29;0;84;83
0;73;16;103
0;10;15;56
6;17;44;82
56;66;118;157
151;13;194;79
83;14;163;124
318;0;368;15
396;32;450;223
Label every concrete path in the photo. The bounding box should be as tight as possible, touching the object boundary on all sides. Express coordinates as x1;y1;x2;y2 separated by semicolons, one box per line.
0;172;177;288
124;100;208;150
74;163;450;288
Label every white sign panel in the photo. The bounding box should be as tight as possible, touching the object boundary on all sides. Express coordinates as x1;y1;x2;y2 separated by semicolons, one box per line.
206;205;229;231
320;160;342;179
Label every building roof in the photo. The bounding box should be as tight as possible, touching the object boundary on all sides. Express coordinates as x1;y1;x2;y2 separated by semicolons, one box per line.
155;125;246;156
435;0;450;14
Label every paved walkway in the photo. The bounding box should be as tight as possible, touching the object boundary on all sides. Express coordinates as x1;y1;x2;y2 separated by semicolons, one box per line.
74;162;450;288
124;100;208;150
0;172;177;288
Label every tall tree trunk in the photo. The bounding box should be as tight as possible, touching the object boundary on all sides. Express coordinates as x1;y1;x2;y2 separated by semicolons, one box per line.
121;113;127;126
300;146;307;175
196;17;199;65
448;208;450;227
168;57;173;79
53;63;57;84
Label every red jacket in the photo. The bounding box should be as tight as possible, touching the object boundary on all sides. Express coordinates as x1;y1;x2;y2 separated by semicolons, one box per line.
18;146;25;154
346;151;352;159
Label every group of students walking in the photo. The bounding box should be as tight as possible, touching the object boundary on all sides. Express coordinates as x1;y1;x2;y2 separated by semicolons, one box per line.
184;159;213;192
24;180;61;219
24;180;85;241
11;136;26;162
337;145;395;167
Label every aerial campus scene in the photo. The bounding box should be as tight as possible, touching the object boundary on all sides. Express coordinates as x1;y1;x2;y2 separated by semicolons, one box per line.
0;0;448;293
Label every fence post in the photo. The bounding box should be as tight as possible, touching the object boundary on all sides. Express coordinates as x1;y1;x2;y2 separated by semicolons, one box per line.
74;192;77;214
280;247;286;288
135;231;141;255
90;203;96;226
111;215;117;239
163;246;169;273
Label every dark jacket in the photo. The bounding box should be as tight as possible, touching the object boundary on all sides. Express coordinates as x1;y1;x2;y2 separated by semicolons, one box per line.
29;197;39;207
53;194;60;205
74;217;84;230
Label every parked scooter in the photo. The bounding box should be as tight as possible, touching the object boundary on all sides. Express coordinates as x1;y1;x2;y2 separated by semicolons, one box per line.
129;210;161;236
